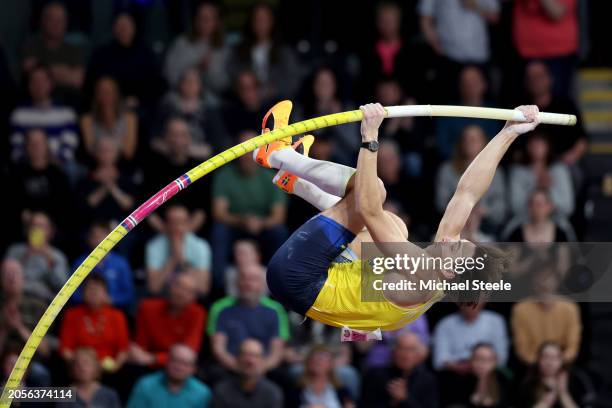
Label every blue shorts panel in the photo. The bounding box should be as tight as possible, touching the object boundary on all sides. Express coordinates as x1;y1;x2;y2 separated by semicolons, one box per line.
267;215;356;315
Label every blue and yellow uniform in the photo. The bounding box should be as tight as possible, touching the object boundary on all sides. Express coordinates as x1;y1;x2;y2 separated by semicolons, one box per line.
267;215;442;332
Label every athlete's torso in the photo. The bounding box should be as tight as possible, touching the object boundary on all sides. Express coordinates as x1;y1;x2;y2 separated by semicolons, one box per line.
306;260;444;331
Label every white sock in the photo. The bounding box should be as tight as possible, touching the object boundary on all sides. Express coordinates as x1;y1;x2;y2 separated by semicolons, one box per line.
269;148;355;197
274;173;341;211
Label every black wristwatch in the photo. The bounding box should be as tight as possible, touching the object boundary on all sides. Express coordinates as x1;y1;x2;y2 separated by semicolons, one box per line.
361;140;379;152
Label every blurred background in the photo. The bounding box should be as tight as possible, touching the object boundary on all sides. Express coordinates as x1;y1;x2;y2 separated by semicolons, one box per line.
1;0;612;407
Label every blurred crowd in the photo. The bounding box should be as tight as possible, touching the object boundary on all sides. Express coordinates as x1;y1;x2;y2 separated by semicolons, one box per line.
0;0;601;407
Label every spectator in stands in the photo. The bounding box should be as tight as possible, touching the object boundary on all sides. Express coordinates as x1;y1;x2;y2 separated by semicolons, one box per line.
515;342;594;407
0;341;51;387
9;65;79;167
4;211;69;303
127;344;212;408
0;259;50;358
212;338;283;408
435;66;502;159
211;130;288;286
145;204;211;295
361;316;430;370
301;66;359;165
22;1;85;99
59;274;129;372
511;265;581;365
77;136;136;224
56;347;121;408
433;303;509;371
509;131;574;218
419;0;500;100
287;344;354;408
505;189;571;242
525;61;587;165
224;239;265;297
360;2;420;98
129;274;206;367
155;68;227;158
146;118;209;234
80;76;138;160
450;343;511;407
361;331;439;407
221;70;268;137
9;129;71;227
513;0;579;97
71;221;134;308
86;12;162;112
208;264;288;373
228;3;300;100
164;2;230;102
436;125;506;230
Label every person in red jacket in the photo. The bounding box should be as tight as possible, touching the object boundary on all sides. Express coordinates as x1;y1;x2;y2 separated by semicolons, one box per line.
59;274;129;373
129;273;206;367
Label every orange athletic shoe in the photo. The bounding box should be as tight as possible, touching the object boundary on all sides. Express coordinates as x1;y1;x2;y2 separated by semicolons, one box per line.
254;100;294;168
273;135;315;194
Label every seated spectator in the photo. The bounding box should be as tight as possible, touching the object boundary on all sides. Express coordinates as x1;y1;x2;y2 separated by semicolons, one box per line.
221;70;269;138
145;204;211;295
436;125;506;230
449;343;512;407
361;332;438;408
59;274;129;373
56;347;121;408
419;0;500;100
1;341;51;388
163;2;230;102
513;0;579;98
0;259;50;358
129;274;206;367
208;264;288;373
515;342;595;407
86;12;163;112
9;128;71;227
504;189;572;242
435;66;502;159
359;2;422;98
127;344;212;408
77;136;136;224
510;131;574;218
145;118;209;233
287;344;354;408
9;65;79;168
228;3;300;100
433;303;509;371
525;61;587;165
21;1;85;101
361;315;431;370
301;66;359;165
80;76;138;160
71;221;134;308
211;130;288;286
224;239;265;297
511;267;581;365
212;338;283;408
4;211;69;303
154;68;227;158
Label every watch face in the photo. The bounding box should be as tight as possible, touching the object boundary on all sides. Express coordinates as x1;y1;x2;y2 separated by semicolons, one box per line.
370;141;379;151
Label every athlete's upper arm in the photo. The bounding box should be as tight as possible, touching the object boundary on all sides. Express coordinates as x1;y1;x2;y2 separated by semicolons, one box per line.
361;211;411;256
434;190;475;242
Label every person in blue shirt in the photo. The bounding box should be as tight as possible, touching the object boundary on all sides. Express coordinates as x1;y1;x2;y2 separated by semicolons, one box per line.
127;344;212;408
72;221;134;308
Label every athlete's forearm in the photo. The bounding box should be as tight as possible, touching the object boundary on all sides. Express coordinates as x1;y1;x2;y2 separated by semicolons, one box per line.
455;129;519;205
355;147;383;218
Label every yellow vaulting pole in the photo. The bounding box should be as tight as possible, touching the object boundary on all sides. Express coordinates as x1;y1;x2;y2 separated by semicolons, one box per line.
0;105;575;406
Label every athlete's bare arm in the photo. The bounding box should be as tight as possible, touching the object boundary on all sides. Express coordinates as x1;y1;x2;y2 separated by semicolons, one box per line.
355;104;421;258
435;105;541;242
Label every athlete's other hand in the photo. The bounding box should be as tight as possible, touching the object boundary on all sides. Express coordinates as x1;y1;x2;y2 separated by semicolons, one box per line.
360;103;386;141
503;105;540;135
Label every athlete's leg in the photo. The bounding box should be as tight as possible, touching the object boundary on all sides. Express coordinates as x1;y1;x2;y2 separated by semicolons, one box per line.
274;171;341;211
266;147;356;197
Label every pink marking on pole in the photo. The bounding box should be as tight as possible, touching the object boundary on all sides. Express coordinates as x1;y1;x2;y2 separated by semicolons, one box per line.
120;179;182;230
